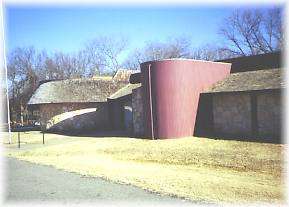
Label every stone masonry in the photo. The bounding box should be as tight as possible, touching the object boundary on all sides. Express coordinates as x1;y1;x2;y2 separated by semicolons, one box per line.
38;102;109;132
132;87;145;136
257;91;281;138
213;93;252;137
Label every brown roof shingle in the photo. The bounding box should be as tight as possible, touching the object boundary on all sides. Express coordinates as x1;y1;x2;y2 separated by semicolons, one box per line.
28;78;128;105
203;69;284;93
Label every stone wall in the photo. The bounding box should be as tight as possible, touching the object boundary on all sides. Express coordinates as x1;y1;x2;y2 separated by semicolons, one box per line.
211;90;282;142
132;87;145;136
257;91;282;139
123;99;133;133
212;93;252;137
108;100;123;131
108;96;133;133
39;102;109;132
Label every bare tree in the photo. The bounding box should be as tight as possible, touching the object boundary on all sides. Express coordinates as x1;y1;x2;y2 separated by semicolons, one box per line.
191;44;236;61
7;47;41;124
42;51;94;79
6;35;129;123
122;49;143;71
83;36;128;75
50;52;78;79
219;7;283;56
123;37;192;70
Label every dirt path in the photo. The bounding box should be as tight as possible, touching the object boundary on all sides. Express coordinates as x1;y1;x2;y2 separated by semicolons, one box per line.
4;157;191;205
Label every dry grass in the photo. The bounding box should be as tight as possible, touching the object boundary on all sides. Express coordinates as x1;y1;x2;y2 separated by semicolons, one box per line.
4;131;285;204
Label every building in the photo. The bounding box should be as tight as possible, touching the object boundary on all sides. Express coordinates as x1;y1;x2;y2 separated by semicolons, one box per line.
113;52;283;143
27;52;283;143
196;68;283;143
107;83;141;134
27;70;135;133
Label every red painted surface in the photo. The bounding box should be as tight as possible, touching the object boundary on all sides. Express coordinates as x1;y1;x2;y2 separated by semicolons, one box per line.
141;59;231;139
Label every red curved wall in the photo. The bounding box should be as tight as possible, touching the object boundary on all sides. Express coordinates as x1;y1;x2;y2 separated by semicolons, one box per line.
141;59;231;139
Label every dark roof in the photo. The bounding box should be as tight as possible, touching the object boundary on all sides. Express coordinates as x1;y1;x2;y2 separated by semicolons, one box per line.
216;51;282;73
130;52;282;84
28;77;128;105
203;69;284;93
108;83;141;99
129;72;141;84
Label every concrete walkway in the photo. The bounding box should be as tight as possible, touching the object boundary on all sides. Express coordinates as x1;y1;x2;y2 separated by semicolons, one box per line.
4;157;192;205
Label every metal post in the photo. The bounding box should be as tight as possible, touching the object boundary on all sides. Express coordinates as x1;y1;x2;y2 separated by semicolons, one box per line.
1;3;12;144
148;64;155;140
18;131;20;148
41;123;45;144
42;131;45;144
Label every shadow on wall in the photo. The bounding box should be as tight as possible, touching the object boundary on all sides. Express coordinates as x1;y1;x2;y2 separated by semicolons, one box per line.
194;93;283;144
45;107;135;138
46;107;109;135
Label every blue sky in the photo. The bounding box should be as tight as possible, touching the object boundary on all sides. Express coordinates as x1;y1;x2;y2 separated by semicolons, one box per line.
4;5;278;61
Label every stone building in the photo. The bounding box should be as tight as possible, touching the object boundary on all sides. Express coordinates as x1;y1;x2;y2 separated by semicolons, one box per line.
27;52;283;143
27;71;134;133
117;52;283;143
195;69;283;143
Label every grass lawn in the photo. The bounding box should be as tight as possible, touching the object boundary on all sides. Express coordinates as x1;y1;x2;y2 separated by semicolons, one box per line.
4;131;285;204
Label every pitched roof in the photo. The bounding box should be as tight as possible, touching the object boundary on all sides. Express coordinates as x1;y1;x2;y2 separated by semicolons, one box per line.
108;83;141;99
28;77;128;105
112;69;137;82
203;68;284;93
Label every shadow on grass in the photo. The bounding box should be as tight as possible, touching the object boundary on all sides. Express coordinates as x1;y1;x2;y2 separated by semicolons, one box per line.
44;129;283;143
194;132;283;144
44;129;151;139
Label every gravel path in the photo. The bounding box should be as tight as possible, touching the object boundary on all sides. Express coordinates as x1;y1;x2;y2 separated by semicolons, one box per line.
4;157;191;205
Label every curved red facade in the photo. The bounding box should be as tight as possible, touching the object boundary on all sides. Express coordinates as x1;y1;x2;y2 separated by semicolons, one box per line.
140;59;231;139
